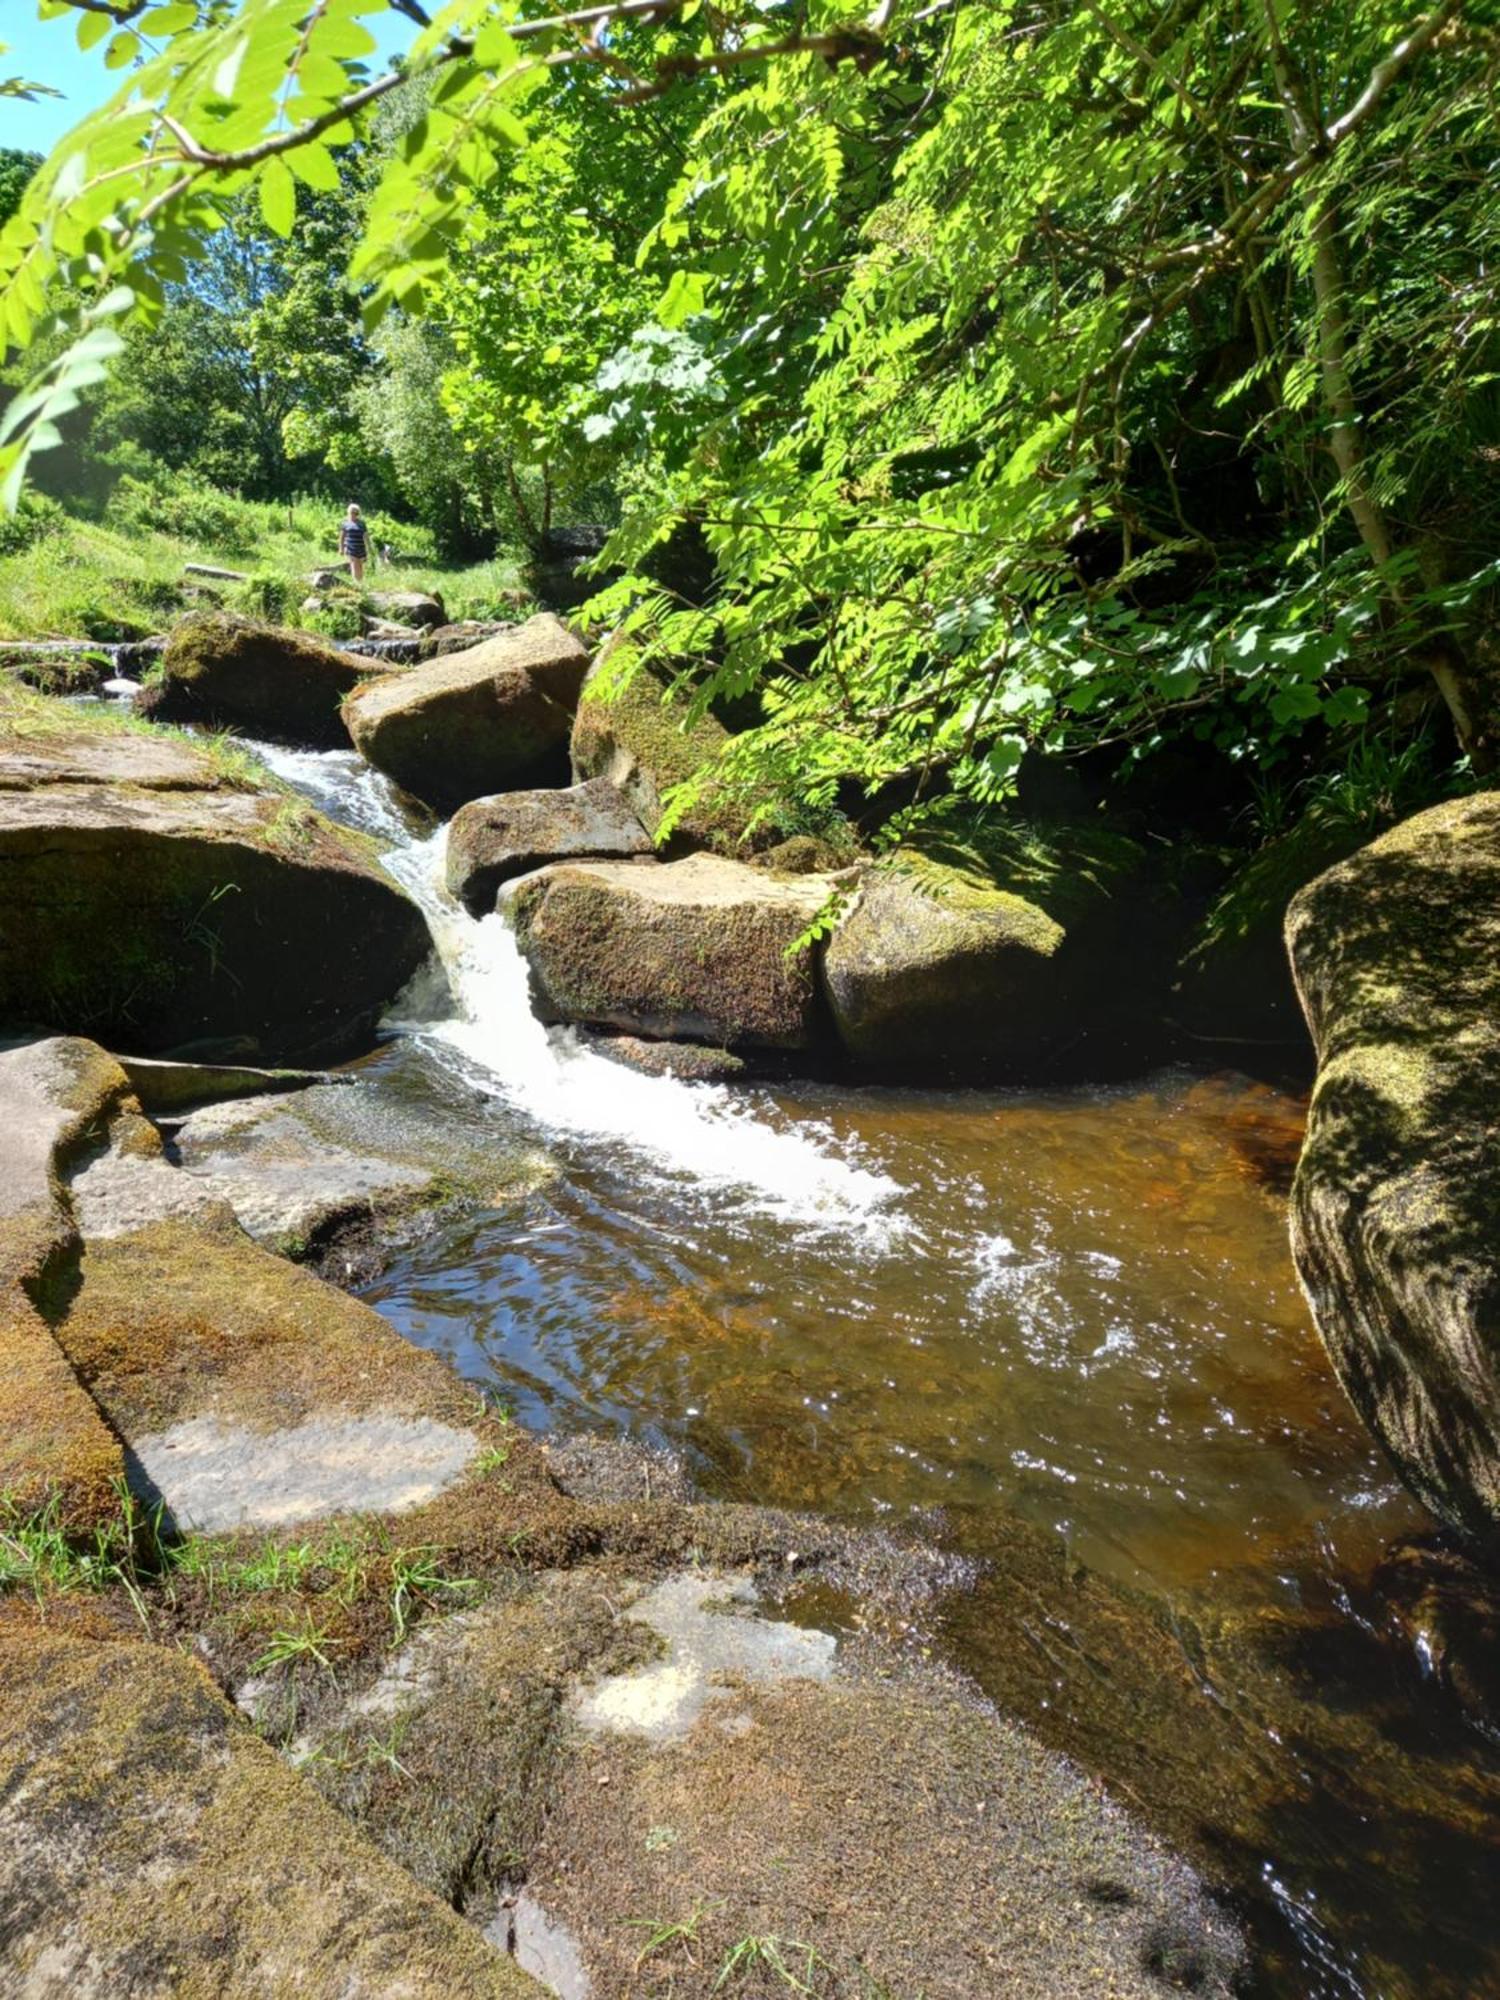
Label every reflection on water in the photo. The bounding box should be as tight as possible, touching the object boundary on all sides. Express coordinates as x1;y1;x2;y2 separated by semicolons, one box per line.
252;741;1500;1999
361;1064;1500;1999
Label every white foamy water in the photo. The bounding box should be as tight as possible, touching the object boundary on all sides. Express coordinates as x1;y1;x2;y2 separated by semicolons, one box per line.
249;743;906;1235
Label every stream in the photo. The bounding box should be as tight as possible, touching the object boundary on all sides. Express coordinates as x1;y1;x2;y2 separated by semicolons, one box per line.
253;740;1500;2000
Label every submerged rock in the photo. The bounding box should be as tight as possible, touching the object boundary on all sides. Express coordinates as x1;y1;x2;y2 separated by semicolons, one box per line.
0;1623;538;1997
344;614;589;813
140;610;378;747
508;853;835;1051
1288;793;1500;1546
824;821;1157;1077
0;691;430;1064
446;778;652;915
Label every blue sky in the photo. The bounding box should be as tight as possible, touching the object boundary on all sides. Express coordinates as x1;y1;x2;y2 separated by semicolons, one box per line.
2;7;412;155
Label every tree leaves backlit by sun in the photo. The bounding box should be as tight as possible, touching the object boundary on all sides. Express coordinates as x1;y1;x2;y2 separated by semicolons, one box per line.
4;1;1500;825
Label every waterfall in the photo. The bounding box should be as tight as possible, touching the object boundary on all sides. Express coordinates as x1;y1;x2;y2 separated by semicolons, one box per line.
248;744;907;1237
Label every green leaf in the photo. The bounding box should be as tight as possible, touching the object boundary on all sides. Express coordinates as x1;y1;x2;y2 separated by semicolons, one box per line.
258;158;297;239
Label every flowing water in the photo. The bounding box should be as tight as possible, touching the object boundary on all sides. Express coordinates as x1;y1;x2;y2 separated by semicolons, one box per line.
257;742;1500;1999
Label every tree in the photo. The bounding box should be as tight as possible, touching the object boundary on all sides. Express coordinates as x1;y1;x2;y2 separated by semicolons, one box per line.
93;184;375;498
0;151;42;232
2;0;1498;816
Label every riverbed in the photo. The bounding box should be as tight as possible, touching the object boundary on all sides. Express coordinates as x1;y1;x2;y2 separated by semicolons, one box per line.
256;740;1500;2000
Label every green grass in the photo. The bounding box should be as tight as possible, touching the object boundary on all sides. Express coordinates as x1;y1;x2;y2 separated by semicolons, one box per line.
0;1485;164;1629
0;480;527;642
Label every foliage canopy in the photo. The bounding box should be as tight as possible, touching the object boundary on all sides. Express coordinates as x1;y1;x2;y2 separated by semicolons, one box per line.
3;0;1498;829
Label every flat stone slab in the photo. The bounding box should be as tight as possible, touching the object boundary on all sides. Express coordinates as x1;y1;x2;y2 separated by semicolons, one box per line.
0;1625;539;1997
572;1572;835;1743
54;1211;487;1526
129;1412;479;1532
0;1038;130;1523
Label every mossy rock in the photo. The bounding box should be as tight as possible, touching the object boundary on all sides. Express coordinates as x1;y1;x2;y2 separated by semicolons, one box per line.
508;853;837;1051
141;609;378;748
0;1623;541;1995
1287;792;1500;1546
0;1036;131;1527
824;818;1161;1078
344;614;589;814
54;1208;484;1534
0;690;430;1064
570;648;804;857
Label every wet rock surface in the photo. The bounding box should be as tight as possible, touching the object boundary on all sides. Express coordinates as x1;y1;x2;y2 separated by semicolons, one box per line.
1288;793;1500;1544
344;613;589;813
509;852;836;1051
139;610;381;747
0;691;430;1064
447;777;652;915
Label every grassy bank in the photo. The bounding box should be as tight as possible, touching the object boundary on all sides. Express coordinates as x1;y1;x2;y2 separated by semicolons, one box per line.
0;481;525;642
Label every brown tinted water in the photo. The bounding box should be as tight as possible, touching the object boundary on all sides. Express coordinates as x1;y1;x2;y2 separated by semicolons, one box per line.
359;1062;1500;1999
244;743;1500;1999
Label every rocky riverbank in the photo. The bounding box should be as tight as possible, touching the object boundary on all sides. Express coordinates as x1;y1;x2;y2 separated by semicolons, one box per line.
4;606;1500;1994
0;1031;1245;1998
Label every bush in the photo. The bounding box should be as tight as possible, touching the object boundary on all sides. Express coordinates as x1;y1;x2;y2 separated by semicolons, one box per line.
301;602;363;642
232;572;296;623
0;490;66;557
105;470;258;554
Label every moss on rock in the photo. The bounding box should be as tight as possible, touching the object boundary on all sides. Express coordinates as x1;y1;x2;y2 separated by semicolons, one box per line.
142;609;378;747
1287;792;1500;1546
0;1037;134;1526
570;648;809;857
0;1622;540;1996
824;818;1158;1077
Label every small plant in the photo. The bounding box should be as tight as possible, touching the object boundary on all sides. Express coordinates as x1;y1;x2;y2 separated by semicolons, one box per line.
714;1936;826;1995
0;1483;165;1631
629;1902;714;1974
251;1621;341;1674
362;1719;413;1778
387;1543;477;1643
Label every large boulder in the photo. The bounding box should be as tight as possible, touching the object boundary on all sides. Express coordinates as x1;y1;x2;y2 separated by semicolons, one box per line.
508;853;836;1050
1287;792;1500;1546
446;778;651;916
824;821;1158;1077
571;648;784;855
344;614;589;813
139;610;376;747
0;690;430;1063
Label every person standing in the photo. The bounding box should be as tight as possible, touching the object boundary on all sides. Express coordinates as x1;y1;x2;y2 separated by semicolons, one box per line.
339;503;370;582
